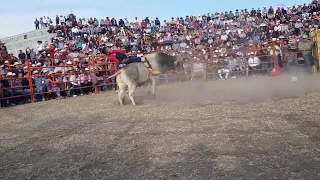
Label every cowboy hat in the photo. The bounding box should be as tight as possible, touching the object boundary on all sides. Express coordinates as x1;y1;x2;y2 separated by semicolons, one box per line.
6;72;16;77
33;70;39;74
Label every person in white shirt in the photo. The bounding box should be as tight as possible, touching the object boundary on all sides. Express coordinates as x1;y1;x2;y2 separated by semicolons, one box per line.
294;19;303;34
82;18;87;26
274;21;282;34
71;27;79;36
220;32;228;41
247;52;261;75
60;16;65;25
268;40;283;68
36;41;44;54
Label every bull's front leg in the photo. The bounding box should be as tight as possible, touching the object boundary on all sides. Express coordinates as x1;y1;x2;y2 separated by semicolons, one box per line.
150;76;157;96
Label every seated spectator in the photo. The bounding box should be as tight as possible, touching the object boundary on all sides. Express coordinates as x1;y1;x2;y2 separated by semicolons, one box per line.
14;72;30;95
247;52;261;75
227;54;240;78
79;68;93;94
47;71;62;99
32;70;46;101
215;55;229;80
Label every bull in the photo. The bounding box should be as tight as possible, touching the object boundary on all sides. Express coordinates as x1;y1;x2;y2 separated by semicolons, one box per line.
107;52;177;105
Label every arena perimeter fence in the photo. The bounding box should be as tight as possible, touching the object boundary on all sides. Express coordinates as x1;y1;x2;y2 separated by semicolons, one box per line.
0;40;315;107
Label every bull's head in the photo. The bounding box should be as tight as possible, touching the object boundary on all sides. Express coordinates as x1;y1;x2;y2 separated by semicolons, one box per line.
154;52;179;74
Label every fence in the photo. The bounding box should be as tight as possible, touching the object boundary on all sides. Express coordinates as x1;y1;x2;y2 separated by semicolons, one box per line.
0;56;117;107
0;39;316;107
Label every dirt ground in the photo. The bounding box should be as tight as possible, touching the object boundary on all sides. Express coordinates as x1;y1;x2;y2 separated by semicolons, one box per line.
1;74;320;180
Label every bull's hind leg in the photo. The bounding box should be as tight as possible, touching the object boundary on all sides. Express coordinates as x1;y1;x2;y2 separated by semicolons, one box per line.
118;85;126;105
128;84;137;106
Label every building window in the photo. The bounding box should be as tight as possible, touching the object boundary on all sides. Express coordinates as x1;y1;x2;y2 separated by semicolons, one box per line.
23;35;27;39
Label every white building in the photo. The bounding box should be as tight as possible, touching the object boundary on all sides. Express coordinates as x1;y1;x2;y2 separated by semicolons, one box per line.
0;28;50;56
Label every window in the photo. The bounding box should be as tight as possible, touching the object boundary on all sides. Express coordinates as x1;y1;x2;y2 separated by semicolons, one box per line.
23;35;27;39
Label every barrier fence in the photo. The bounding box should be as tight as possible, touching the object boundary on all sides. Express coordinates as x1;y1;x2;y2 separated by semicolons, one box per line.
0;40;316;107
0;57;117;107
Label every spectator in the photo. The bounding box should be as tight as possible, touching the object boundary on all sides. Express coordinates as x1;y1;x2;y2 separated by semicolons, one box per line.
298;34;315;69
18;50;26;63
0;41;9;60
216;55;230;80
35;18;40;30
247;52;261;75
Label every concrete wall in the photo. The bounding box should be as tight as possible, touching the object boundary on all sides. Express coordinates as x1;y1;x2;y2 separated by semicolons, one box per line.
0;28;51;56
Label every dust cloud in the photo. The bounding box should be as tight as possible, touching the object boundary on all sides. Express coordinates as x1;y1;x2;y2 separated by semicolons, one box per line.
154;73;320;103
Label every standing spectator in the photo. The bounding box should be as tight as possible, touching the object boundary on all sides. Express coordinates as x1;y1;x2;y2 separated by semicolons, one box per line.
40;17;44;29
298;34;315;70
43;16;48;27
18;50;26;63
34;18;40;30
26;48;31;60
0;42;9;60
30;49;37;62
56;15;60;25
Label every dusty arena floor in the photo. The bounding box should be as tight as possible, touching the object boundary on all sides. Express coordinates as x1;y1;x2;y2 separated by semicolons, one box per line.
1;74;320;179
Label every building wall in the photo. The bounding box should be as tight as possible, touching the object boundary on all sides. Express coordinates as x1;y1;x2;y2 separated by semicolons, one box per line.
0;28;51;56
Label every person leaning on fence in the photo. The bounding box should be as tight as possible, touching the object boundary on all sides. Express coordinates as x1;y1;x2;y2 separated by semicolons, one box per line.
298;34;315;71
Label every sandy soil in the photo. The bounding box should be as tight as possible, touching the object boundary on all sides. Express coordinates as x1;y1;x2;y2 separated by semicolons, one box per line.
1;74;320;179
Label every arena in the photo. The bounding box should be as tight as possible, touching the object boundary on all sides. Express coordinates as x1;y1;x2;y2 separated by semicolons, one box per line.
1;74;320;179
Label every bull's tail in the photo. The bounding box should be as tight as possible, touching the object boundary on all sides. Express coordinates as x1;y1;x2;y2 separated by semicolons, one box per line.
106;69;122;80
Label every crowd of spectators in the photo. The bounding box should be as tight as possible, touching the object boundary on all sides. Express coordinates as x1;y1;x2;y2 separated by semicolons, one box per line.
0;0;320;107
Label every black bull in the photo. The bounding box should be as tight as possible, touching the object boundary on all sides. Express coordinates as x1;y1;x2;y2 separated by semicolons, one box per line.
107;52;178;105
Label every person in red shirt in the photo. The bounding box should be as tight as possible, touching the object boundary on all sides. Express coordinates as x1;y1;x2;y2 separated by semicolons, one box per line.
107;49;127;66
48;44;55;58
140;20;147;28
